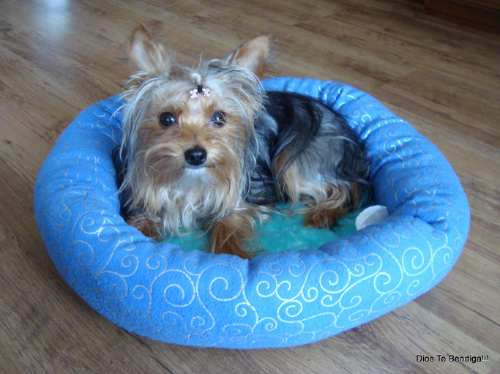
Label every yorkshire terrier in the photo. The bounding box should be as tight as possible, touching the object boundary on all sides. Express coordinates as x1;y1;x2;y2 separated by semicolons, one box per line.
119;25;369;258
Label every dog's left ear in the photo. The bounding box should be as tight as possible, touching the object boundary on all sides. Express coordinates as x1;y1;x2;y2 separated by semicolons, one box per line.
225;36;271;77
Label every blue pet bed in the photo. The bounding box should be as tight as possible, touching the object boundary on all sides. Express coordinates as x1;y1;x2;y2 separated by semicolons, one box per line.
34;77;470;349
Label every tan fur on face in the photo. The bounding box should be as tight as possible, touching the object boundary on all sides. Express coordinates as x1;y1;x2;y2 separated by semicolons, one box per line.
138;85;249;177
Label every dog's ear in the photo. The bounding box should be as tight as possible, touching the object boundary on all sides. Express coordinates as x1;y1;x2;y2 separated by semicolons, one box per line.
225;36;271;77
129;25;171;74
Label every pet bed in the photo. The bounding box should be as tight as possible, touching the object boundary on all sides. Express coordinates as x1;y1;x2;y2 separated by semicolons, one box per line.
34;77;470;349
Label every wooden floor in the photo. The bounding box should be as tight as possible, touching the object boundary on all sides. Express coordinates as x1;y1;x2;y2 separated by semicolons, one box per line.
0;0;499;373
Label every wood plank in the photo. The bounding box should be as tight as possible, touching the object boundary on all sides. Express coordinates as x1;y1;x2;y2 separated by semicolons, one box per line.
424;0;500;33
0;0;498;372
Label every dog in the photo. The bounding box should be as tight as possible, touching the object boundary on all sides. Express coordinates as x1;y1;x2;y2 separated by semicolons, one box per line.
119;25;369;258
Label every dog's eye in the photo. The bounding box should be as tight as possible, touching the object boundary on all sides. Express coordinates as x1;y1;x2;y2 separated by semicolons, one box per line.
210;111;226;127
158;112;177;127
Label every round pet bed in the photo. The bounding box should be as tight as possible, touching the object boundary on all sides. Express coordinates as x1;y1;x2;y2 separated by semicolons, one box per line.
34;77;470;349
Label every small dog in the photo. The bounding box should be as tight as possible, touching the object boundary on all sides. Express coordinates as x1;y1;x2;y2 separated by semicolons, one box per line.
119;25;369;258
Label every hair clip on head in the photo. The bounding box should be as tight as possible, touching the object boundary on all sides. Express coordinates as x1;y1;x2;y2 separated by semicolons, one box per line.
189;85;211;99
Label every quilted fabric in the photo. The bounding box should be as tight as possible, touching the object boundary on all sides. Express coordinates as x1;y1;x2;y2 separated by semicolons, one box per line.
34;77;470;349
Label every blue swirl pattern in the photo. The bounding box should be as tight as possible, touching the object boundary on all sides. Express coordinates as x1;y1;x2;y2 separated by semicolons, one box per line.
34;77;470;348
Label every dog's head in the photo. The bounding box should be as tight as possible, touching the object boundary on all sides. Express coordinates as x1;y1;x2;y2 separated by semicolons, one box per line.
120;25;270;228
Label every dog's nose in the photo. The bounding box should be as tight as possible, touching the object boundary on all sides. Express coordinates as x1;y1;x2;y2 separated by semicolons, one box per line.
184;146;207;166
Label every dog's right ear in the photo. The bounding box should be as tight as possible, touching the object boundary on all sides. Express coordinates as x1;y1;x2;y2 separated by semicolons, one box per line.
129;25;171;75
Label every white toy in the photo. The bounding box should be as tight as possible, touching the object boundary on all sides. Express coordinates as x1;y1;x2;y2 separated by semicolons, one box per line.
355;205;389;231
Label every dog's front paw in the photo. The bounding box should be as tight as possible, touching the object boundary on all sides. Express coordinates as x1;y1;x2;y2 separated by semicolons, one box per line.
210;215;253;259
127;215;160;239
211;237;252;259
